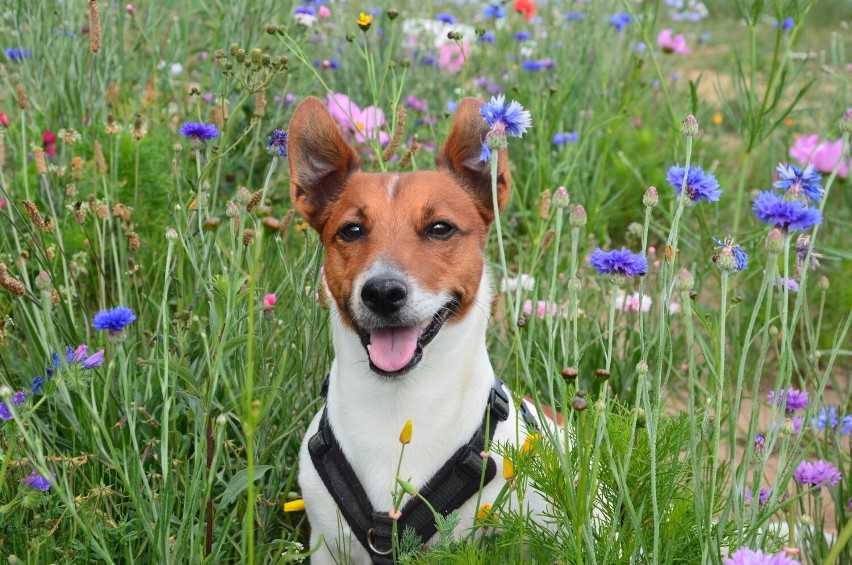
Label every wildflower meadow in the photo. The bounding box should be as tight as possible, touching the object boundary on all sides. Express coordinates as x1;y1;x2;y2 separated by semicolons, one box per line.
1;0;851;563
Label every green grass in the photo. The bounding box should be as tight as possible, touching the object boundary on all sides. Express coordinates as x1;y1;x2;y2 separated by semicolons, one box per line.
1;0;851;563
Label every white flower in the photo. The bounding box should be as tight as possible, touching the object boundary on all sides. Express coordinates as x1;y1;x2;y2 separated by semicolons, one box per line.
615;291;652;313
169;63;183;76
500;274;536;293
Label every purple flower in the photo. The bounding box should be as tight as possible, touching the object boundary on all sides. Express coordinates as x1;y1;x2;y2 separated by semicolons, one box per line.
5;48;33;62
294;5;315;15
81;349;105;370
774;163;823;202
513;31;531;41
791;416;804;434
23;470;53;491
589;247;648;278
667;165;722;203
753;191;822;232
794;459;842;488
712;236;748;272
609;13;633;32
522;60;544;71
483;5;505;19
553;132;578;146
812;406;837;431
478;31;495;43
71;345;88;363
753;434;765;454
0;403;11;421
767;387;808;413
565;11;585;22
744;487;772;505
775;17;795;31
775;276;799;292
267;129;288;157
723;548;798;565
178;122;219;142
479;95;532;161
12;391;25;406
93;306;136;334
51;351;61;370
435;12;456;25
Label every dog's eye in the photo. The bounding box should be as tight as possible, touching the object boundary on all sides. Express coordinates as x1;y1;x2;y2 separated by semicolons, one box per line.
338;223;366;242
425;222;456;240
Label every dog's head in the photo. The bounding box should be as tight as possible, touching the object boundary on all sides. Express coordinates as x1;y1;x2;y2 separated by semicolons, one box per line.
288;96;509;377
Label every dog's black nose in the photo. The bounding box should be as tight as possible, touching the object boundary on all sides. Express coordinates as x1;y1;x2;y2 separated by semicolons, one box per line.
361;278;408;317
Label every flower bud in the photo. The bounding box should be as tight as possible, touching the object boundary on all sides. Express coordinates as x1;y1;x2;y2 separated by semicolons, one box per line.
595;368;611;381
399;419;412;445
165;227;178;241
636;360;648;375
552;186;570;209
283;499;305;512
674;268;694;291
840;108;852;135
396;478;418;496
569;205;587;227
765;228;785;255
643;186;658;208
560;367;578;381
818;276;829;291
386;8;399;20
572;397;588;412
502;457;515;481
34;271;51;291
681;114;698;137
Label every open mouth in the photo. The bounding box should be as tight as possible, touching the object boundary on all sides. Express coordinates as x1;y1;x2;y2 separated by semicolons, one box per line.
357;302;456;377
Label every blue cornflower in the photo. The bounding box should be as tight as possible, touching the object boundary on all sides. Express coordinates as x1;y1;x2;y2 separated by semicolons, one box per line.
446;100;458;114
812;406;838;431
32;376;45;395
479;95;532;161
267;129;288;157
794;459;841;488
178;122;219;143
421;55;437;66
767;387;808;413
565;11;585;22
23;470;53;491
522;60;543;71
841;415;852;435
13;391;25;406
93;306;136;335
0;403;11;421
723;548;798;565
436;12;456;24
312;59;339;70
513;31;531;41
478;31;495;43
774;163;823;202
5;48;32;62
553;132;578;146
589;247;648;281
753;191;822;232
712;236;748;272
744;487;772;506
774;17;794;31
609;13;633;32
483;5;505;19
294;5;315;15
667;165;722;204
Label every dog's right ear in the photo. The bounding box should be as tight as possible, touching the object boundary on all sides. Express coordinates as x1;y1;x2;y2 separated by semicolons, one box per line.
288;96;361;232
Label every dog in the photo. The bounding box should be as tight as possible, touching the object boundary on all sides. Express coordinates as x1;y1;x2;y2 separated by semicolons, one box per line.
288;96;545;564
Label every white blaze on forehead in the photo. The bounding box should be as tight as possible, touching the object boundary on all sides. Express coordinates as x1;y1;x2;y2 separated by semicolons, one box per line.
386;174;400;200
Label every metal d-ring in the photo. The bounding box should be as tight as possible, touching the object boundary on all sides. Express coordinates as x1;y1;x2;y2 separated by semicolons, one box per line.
366;528;393;556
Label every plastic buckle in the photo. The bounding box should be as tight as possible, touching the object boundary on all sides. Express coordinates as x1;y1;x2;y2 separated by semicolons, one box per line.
488;381;510;422
456;445;486;479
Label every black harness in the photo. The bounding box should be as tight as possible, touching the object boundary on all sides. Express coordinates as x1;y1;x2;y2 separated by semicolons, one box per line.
309;376;536;564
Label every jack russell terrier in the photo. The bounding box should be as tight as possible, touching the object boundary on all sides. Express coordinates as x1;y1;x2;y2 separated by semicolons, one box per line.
288;95;545;564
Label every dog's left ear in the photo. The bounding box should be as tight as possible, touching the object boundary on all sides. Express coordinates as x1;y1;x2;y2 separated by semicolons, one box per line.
436;97;511;223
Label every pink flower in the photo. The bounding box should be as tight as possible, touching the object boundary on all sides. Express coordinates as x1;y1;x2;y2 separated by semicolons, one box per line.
125;4;135;16
615;291;652;313
0;112;8;128
325;92;389;145
318;5;330;18
790;134;849;179
0;198;6;210
522;300;557;319
437;42;470;74
263;293;277;309
657;29;690;54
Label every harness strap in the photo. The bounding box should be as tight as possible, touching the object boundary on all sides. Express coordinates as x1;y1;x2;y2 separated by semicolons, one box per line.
309;376;515;563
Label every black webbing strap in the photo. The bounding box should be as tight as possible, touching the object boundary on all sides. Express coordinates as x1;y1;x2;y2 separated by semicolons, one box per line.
309;377;511;563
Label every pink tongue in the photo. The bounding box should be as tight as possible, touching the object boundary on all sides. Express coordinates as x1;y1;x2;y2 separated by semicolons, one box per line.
369;326;420;372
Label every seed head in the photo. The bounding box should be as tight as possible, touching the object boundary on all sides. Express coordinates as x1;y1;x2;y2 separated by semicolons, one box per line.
88;0;102;52
16;84;28;110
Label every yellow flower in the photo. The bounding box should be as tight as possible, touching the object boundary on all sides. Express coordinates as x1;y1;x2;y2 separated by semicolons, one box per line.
357;12;373;31
283;499;305;512
399;419;413;445
521;433;540;454
476;503;499;524
712;112;722;126
502;457;515;481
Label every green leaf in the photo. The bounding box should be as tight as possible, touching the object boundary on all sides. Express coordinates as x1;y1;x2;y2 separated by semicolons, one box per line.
219;465;274;507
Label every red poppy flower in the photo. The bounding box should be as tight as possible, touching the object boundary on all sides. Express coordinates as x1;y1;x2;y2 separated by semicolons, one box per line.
514;0;537;20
